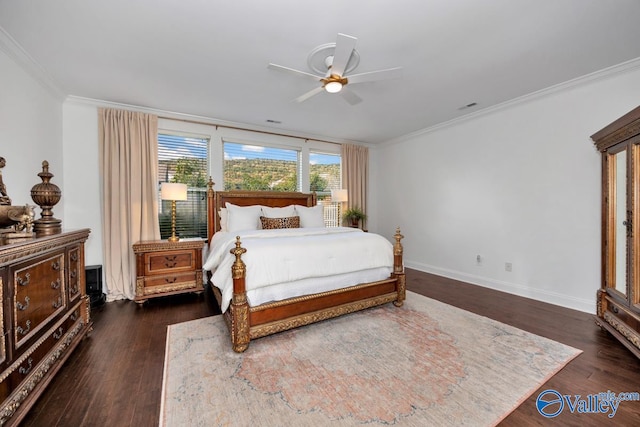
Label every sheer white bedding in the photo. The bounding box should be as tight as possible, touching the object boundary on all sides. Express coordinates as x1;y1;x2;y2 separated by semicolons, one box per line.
203;227;394;312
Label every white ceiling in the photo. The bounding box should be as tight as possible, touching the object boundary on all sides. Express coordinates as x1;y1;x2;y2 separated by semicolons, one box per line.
1;0;640;144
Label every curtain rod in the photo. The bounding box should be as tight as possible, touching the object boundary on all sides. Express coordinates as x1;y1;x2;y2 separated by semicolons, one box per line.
158;115;342;146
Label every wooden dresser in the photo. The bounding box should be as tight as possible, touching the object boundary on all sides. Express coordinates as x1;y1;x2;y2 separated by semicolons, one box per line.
133;238;205;304
0;229;92;426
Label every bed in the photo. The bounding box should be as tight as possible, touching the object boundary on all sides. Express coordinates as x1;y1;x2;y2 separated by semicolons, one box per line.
204;180;405;352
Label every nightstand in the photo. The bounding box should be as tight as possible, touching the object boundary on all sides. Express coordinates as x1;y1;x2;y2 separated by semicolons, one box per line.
132;238;206;304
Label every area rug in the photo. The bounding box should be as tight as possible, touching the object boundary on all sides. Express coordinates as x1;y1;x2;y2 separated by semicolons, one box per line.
160;291;581;426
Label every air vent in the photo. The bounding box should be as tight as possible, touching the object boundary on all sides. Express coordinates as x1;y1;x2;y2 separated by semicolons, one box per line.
458;102;478;110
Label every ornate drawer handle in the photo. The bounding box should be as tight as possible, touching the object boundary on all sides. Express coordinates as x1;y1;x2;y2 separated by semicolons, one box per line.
16;273;31;286
17;296;30;311
51;279;61;289
165;277;177;284
19;358;33;375
70;284;79;295
17;320;31;336
53;327;64;340
71;311;78;321
52;260;61;271
70;269;77;279
612;306;619;314
163;255;178;268
71;253;78;262
52;297;63;309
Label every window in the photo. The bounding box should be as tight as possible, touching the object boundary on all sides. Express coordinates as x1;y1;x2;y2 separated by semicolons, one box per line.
310;151;342;227
223;142;301;191
222;140;343;226
158;133;209;239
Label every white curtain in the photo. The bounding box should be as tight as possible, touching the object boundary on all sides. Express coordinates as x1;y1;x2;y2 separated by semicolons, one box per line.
341;144;369;228
98;108;160;301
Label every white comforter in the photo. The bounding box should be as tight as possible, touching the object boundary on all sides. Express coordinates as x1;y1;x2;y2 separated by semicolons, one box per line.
203;227;394;312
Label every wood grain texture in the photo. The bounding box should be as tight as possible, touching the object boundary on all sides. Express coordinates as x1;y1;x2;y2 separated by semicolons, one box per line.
21;269;640;426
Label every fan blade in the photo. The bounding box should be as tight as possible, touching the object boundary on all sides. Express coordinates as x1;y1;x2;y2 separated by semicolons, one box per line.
340;88;362;105
331;33;357;77
347;67;403;84
295;86;324;103
268;63;321;81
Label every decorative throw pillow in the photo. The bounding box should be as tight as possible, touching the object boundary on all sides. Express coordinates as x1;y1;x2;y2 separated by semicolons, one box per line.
260;215;300;230
225;203;263;232
294;205;325;228
261;205;296;218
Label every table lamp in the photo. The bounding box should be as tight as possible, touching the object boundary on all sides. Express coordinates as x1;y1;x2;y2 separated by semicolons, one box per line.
331;189;348;225
161;183;188;242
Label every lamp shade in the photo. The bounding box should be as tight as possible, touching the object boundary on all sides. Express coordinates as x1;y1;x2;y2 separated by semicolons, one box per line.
161;183;188;201
331;189;348;202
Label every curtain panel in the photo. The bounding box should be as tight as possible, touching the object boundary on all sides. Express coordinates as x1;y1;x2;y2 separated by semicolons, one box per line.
98;108;160;301
341;144;369;227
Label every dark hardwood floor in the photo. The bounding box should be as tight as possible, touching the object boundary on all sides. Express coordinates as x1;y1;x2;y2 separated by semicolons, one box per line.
21;269;640;426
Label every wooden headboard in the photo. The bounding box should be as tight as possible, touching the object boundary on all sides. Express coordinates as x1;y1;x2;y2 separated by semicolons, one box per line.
206;179;317;241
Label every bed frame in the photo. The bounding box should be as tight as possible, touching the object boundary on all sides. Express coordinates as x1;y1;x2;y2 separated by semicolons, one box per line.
206;179;405;352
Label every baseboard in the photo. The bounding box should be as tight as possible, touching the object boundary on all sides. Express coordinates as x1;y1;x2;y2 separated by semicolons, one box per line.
405;260;595;314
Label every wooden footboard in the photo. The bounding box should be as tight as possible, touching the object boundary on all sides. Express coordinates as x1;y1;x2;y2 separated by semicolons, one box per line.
224;229;405;353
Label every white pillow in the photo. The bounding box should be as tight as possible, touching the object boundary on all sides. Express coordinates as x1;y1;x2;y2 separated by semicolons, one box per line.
218;208;228;232
295;205;325;228
261;205;296;218
225;203;263;232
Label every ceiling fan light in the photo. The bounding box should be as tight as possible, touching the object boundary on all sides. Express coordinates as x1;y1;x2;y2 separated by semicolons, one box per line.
325;81;343;93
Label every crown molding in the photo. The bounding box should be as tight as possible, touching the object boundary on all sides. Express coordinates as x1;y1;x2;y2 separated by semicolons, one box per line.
381;56;640;148
65;95;371;148
0;25;66;101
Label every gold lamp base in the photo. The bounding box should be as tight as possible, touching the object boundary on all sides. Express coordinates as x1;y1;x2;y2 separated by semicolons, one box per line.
168;200;180;242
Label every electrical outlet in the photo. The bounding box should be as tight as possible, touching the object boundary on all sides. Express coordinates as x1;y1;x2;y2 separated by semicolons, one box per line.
505;262;512;272
476;255;482;266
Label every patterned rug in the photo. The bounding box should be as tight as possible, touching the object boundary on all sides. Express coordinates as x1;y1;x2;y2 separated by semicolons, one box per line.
160;291;581;426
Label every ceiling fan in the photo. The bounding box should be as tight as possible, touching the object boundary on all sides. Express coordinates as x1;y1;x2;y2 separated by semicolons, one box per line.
268;33;402;105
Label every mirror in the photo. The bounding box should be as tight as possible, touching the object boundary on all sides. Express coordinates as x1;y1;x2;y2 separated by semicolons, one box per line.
614;149;627;296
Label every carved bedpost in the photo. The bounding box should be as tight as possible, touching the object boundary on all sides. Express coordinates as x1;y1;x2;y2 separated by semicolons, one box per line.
207;177;216;243
392;227;406;307
230;237;250;352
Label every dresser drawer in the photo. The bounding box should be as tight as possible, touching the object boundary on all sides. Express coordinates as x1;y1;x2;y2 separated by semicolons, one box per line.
6;310;82;400
13;253;66;350
144;250;196;275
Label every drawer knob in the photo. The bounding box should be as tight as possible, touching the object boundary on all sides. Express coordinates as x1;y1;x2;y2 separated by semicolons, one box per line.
165;277;177;284
51;260;61;271
17;320;31;336
612;306;619;314
17;296;30;311
51;279;61;289
19;358;33;375
53;326;64;340
16;273;31;286
52;297;63;309
164;255;177;268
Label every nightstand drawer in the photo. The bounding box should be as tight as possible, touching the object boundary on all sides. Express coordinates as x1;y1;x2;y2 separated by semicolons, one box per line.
140;272;201;296
144;250;196;275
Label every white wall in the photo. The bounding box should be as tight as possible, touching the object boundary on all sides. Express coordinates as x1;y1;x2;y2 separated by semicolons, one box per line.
61;102;102;265
373;65;640;313
0;48;64;221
